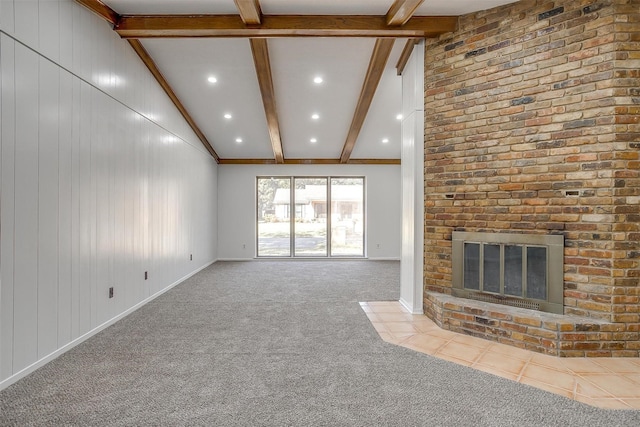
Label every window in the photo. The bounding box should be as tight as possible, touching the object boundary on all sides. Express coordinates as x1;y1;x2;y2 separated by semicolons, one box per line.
257;176;364;257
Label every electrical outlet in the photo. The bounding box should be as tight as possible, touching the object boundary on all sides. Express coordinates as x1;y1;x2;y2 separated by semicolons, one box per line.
144;271;148;280
108;287;114;298
190;254;193;261
376;243;381;249
242;244;246;249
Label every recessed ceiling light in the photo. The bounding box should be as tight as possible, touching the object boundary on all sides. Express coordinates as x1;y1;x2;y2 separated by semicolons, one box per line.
382;138;389;144
311;113;320;120
396;114;403;120
235;138;243;143
310;138;317;143
207;76;217;83
313;76;323;84
224;113;232;119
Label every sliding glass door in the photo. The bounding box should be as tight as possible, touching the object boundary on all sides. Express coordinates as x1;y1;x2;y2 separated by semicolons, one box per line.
257;177;291;256
294;178;328;257
256;176;364;258
330;177;364;257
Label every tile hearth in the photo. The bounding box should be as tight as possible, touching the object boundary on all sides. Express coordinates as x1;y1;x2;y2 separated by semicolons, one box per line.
360;301;640;410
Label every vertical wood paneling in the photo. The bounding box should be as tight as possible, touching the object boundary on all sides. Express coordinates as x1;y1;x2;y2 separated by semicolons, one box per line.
0;33;16;379
58;0;72;70
141;119;150;299
77;80;92;335
169;139;179;280
182;148;191;277
111;38;129;111
1;0;218;387
37;56;60;358
148;126;160;294
13;43;39;370
132;115;144;303
72;3;90;84
112;105;125;315
69;76;81;338
58;69;73;346
121;112;135;308
13;0;38;50
0;0;15;35
92;91;109;326
91;12;112;97
38;0;59;63
105;96;115;319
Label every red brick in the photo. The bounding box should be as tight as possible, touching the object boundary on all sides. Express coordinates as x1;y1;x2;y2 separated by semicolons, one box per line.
423;0;639;358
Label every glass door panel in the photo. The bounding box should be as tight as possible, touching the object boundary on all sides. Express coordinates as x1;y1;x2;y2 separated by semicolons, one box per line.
293;178;327;257
463;243;480;290
330;177;364;257
483;244;501;293
257;177;291;257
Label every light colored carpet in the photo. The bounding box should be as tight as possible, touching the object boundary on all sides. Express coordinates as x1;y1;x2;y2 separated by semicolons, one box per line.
0;261;638;426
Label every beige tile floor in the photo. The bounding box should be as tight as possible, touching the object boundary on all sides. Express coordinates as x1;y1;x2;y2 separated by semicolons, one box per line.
360;301;640;410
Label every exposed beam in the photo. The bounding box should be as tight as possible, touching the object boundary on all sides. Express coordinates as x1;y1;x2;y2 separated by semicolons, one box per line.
218;158;401;165
127;40;220;162
386;0;426;26
74;0;119;25
343;159;401;165
249;39;285;164
340;39;395;164
114;15;457;38
234;0;262;25
396;38;420;75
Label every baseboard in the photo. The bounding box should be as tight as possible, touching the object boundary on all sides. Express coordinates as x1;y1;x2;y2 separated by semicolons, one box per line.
217;257;401;261
0;259;217;392
399;297;424;315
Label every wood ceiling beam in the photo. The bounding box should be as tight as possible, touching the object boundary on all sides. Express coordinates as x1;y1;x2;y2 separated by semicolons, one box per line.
234;0;262;25
128;40;220;162
218;158;401;165
114;15;457;38
74;1;221;162
340;39;395;164
250;39;285;164
74;0;120;25
396;38;420;75
386;0;426;26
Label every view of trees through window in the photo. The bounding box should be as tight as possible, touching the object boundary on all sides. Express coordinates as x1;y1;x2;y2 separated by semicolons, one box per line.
257;177;365;257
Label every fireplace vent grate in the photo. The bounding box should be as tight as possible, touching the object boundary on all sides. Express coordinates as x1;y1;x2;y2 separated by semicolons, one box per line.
466;292;540;311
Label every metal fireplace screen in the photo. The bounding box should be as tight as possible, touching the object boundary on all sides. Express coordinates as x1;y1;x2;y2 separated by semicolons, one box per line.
452;232;564;314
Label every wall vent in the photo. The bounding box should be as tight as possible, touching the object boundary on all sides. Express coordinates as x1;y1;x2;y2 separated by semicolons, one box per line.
465;291;540;311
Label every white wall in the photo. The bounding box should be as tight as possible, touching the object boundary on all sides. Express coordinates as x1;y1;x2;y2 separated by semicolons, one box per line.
218;164;401;260
0;0;218;389
399;41;425;314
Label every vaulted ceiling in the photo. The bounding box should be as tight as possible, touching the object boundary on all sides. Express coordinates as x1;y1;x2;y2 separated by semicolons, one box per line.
77;0;517;165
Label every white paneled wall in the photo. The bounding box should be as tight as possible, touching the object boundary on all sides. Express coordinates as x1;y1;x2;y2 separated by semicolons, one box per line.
0;0;218;388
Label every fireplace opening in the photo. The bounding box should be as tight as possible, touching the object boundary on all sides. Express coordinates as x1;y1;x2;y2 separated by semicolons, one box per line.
452;232;564;314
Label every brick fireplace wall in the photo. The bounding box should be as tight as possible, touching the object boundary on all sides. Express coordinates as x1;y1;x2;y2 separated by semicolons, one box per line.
423;0;639;356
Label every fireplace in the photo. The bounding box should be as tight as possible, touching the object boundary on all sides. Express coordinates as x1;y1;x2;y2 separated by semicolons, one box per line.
452;232;564;314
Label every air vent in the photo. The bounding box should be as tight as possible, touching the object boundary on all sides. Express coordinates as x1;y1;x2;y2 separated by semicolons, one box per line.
466;291;540;311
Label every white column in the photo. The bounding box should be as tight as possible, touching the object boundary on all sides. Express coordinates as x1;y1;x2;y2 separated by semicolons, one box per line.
399;41;425;314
